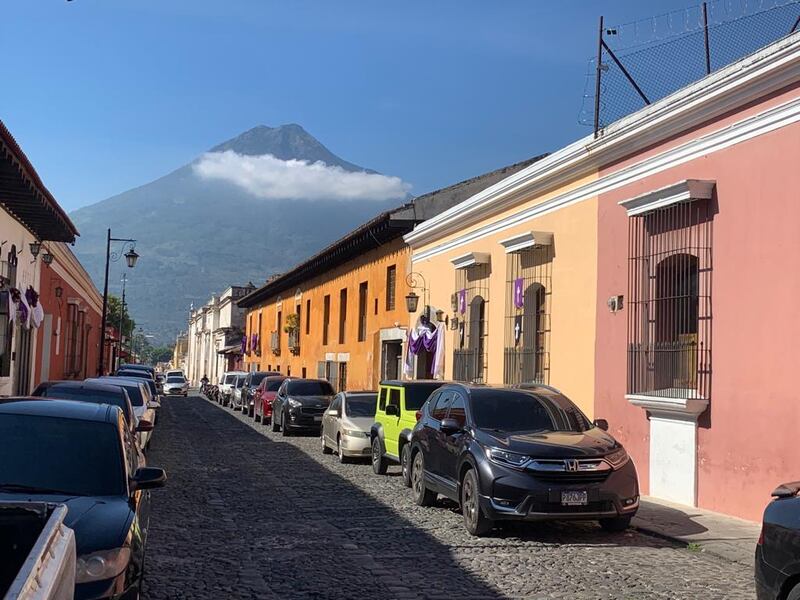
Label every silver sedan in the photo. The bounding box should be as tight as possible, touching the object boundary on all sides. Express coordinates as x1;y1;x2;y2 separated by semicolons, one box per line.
321;391;377;463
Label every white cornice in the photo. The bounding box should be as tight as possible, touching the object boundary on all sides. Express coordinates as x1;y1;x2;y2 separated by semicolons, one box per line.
412;94;800;262
405;32;800;249
619;179;715;216
499;231;553;253
450;252;490;270
626;393;709;419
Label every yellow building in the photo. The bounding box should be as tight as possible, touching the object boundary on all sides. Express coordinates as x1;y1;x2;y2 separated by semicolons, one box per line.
404;157;600;417
239;159;541;390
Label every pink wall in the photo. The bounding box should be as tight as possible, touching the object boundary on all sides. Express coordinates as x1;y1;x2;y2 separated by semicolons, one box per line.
596;87;800;521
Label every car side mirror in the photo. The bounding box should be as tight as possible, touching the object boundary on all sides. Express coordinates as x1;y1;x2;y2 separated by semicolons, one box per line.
131;467;166;491
385;404;399;417
136;419;154;433
440;418;462;434
594;419;609;431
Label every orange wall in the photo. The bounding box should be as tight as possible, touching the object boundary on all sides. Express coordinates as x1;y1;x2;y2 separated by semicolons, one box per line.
244;237;410;389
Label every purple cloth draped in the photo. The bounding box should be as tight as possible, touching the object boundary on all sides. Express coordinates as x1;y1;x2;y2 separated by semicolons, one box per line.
408;327;438;354
241;335;247;353
251;333;258;351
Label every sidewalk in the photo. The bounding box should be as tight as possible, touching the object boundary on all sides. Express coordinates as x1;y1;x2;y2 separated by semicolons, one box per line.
632;496;761;566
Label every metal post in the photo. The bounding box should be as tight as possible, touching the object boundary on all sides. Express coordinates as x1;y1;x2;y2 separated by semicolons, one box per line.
118;274;127;371
593;16;604;138
98;228;111;375
702;2;711;75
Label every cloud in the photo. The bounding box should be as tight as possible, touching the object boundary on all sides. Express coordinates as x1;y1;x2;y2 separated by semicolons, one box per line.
193;150;410;202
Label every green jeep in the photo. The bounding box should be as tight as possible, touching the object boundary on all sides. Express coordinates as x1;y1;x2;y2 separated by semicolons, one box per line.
370;380;447;485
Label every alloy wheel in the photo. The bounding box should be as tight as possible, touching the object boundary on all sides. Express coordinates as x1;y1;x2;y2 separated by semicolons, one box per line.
463;474;477;528
412;453;423;496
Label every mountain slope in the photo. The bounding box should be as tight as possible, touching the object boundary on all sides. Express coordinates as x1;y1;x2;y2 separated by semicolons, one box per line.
70;125;400;344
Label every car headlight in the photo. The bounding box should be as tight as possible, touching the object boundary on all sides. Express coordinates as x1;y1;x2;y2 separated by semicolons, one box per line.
288;398;302;408
604;446;630;469
76;547;131;583
485;447;530;469
343;429;367;438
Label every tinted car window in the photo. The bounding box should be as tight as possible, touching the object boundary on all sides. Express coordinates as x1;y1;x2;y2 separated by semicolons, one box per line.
448;393;467;428
224;375;236;385
288;381;334;396
93;380;144;407
329;396;342;412
378;388;387;411
118;370;150;379
249;373;269;386
387;389;400;410
35;386;133;424
265;378;284;392
166;376;185;383
345;394;376;418
404;383;442;410
234;377;245;389
431;391;453;421
470;389;591;433
0;414;125;496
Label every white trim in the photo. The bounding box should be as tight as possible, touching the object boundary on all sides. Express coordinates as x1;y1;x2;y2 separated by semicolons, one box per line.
406;33;800;249
450;252;490;269
626;393;709;418
499;231;553;253
412;95;800;262
619;179;716;216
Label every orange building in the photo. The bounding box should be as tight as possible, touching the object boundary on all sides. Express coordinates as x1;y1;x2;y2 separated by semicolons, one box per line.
239;160;539;390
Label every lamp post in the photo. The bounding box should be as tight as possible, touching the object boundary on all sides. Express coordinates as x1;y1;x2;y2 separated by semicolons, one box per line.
117;273;128;371
405;272;429;319
98;228;139;375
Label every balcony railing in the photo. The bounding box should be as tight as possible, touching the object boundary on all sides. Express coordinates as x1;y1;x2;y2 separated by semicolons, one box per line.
453;348;485;384
270;331;280;356
288;329;300;355
627;335;708;399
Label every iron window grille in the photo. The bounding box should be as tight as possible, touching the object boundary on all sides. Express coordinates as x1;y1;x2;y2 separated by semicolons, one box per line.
627;198;712;401
453;263;490;384
504;245;552;385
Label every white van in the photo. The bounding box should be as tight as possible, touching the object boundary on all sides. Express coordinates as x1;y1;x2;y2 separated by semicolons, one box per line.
219;371;246;406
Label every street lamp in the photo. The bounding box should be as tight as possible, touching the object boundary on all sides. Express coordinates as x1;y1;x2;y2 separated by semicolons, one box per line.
405;272;429;318
98;228;139;375
29;241;41;260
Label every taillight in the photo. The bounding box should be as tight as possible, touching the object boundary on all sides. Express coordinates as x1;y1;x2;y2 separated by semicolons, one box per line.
757;526;764;546
415;410;422;422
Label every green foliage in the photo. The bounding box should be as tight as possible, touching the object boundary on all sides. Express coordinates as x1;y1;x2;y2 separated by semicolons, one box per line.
108;295;135;337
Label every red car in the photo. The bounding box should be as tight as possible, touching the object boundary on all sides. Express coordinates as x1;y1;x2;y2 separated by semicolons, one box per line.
253;375;287;425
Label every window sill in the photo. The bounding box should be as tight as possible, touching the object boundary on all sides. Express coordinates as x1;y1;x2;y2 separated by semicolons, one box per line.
626;391;708;419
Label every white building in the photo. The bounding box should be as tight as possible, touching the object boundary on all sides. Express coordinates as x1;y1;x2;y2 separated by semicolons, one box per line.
185;284;252;385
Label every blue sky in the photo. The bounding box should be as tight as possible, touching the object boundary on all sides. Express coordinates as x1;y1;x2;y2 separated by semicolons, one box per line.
1;0;699;211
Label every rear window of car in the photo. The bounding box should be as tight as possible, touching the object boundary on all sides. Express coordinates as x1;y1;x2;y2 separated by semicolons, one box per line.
118;370;149;379
345;394;377;418
224;375;236;385
265;378;285;392
99;382;143;407
403;383;443;410
166;376;185;383
35;387;133;424
288;381;334;396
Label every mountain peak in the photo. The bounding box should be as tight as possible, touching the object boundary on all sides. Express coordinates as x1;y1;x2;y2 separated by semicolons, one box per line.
208;124;368;172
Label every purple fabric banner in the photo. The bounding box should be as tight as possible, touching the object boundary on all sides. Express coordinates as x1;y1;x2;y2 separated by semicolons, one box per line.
458;289;467;314
408;327;438;354
513;278;524;309
241;335;247;353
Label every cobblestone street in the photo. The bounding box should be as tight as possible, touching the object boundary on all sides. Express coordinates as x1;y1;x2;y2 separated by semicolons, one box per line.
141;395;756;599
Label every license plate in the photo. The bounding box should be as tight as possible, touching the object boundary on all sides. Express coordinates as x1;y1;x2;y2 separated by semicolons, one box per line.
314;415;322;422
561;491;588;506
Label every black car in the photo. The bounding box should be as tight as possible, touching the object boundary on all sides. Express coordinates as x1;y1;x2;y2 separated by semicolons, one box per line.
242;371;281;418
0;399;165;600
409;383;639;536
117;369;154;381
272;378;335;436
755;481;800;600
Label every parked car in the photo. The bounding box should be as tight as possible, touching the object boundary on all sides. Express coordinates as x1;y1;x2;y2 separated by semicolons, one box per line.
116;369;154;381
242;371;281;418
370;380;447;482
0;399;166;600
219;371;246;406
272;378;335;436
163;374;189;397
253;375;287;425
321;391;377;463
87;377;157;449
230;374;248;410
32;380;146;452
112;375;161;425
0;502;76;600
121;364;155;377
408;383;639;536
755;481;800;600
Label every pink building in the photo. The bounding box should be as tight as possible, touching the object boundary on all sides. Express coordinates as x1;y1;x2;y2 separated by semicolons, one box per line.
594;35;800;520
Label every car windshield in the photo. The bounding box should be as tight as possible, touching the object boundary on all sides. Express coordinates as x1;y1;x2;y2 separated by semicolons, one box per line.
288;381;334;396
470;389;592;433
35;387;133;424
403;384;443;410
0;414;125;496
235;378;245;388
345;395;376;417
224;375;236;385
265;378;284;392
166;376;185;383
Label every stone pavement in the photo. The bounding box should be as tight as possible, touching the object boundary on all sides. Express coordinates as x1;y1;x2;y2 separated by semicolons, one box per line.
633;496;761;567
141;394;756;599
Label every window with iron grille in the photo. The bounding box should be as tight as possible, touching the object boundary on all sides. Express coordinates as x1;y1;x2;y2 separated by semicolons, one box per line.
504;245;552;385
453;263;489;384
358;281;368;342
627;199;712;400
338;288;347;344
386;265;396;311
322;295;330;345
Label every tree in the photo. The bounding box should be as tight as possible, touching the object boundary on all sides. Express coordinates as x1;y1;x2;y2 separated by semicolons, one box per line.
108;295;135;339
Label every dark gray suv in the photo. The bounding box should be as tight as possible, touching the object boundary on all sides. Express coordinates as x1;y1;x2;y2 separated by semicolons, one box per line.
409;383;639;536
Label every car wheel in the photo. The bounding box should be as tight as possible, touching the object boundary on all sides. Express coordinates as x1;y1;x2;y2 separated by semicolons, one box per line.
371;437;388;475
321;434;333;454
787;582;800;600
254;407;261;423
271;410;280;432
461;468;492;536
412;451;436;506
281;414;292;437
400;444;412;488
337;435;349;464
599;515;632;533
